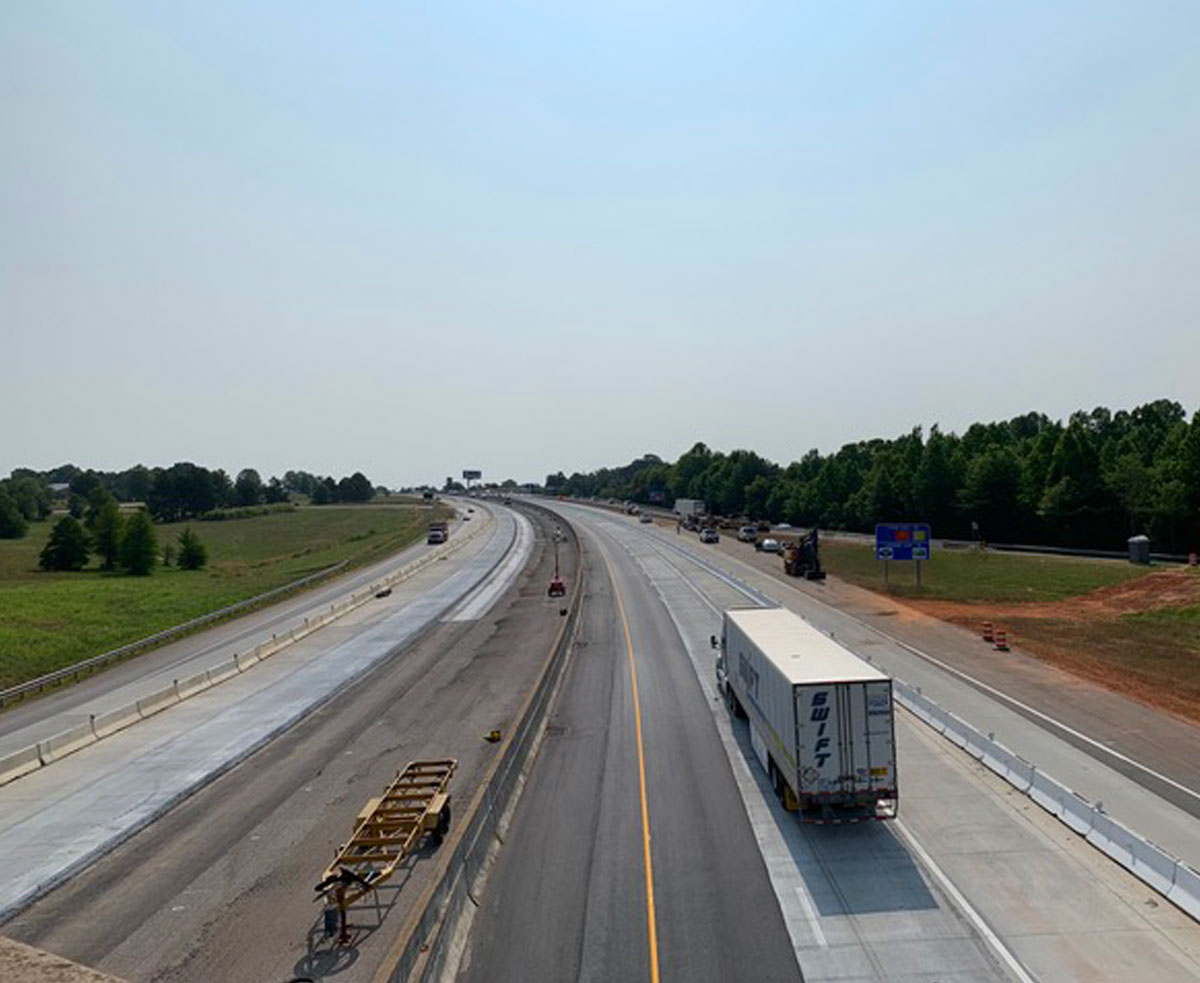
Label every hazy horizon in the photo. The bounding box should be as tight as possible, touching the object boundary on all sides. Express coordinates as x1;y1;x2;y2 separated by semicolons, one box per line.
5;3;1198;488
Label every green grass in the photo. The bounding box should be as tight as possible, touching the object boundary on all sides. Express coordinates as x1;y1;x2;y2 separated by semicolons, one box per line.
0;504;450;688
815;538;1153;603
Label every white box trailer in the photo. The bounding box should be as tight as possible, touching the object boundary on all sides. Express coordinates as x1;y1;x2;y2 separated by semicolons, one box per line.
673;498;705;517
716;607;898;823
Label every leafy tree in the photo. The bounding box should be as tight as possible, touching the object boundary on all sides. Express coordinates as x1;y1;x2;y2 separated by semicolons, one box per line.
234;468;263;506
311;481;332;505
961;448;1023;542
119;510;158;575
84;486;116;528
40;516;89;570
177;527;208;570
0;487;28;539
92;499;125;570
5;476;52;520
263;477;289;503
338;471;375;502
162;542;177;567
67;493;86;519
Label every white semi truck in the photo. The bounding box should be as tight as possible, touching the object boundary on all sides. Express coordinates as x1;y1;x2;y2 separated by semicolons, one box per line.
716;607;898;823
673;498;705;517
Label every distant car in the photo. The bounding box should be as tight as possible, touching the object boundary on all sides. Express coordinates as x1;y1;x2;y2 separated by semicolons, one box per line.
737;525;757;543
639;514;653;524
756;521;771;532
757;537;782;553
468;507;475;512
774;523;792;531
463;514;471;521
699;528;719;543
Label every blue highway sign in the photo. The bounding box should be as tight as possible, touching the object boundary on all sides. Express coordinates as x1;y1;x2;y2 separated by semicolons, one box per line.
875;523;932;561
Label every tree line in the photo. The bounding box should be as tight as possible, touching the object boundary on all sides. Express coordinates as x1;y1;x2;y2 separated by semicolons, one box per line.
544;399;1200;553
0;462;380;536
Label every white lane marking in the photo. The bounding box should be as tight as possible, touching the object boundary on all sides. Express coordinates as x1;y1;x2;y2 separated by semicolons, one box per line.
633;520;1200;808
444;512;533;622
793;886;829;950
894;819;1040;983
633;532;1037;979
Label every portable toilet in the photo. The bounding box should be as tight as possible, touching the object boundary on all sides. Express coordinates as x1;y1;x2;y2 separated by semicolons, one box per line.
1128;535;1151;565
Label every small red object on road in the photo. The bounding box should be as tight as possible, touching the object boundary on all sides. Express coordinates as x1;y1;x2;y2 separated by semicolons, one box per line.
981;621;994;643
994;628;1009;651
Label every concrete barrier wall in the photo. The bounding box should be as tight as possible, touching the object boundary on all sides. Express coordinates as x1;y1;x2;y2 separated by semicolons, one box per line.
895;671;1200;926
1168;863;1200;922
0;745;43;786
37;722;98;764
136;686;180;719
176;671;212;700
92;706;141;739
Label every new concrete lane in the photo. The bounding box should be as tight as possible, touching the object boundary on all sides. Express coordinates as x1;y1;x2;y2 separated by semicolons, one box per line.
0;505;531;920
0;500;481;756
4;505;572;983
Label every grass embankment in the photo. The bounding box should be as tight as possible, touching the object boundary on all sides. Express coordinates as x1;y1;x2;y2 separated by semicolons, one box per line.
0;504;451;689
816;539;1149;602
815;536;1200;721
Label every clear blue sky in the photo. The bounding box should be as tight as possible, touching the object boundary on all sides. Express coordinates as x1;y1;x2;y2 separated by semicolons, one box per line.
3;2;1197;486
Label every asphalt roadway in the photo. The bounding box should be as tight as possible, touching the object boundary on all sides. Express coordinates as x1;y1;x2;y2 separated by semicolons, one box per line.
3;503;574;983
456;505;1200;983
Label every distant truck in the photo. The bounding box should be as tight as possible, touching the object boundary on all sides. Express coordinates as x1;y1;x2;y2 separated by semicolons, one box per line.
715;607;898;823
674;498;705;518
427;521;449;545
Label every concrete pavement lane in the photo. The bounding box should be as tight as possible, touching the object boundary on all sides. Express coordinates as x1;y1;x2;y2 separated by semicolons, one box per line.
0;500;481;755
532;505;1200;981
458;515;807;983
4;504;573;983
0;507;531;921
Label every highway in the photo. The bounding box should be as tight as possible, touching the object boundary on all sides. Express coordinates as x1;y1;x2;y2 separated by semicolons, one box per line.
3;499;1200;983
455;504;1200;983
1;501;570;982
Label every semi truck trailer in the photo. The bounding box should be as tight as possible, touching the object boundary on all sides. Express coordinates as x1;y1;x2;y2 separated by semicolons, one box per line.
716;607;898;823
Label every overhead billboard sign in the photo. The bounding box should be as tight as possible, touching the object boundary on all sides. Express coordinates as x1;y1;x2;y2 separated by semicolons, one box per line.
462;470;482;481
875;523;931;561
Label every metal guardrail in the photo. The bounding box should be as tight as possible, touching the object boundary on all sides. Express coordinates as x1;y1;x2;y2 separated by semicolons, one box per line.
0;561;349;707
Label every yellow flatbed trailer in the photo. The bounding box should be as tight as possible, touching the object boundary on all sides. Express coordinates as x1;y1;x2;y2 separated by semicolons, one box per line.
315;758;456;942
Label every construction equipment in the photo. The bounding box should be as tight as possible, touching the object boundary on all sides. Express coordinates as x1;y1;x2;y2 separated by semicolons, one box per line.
315;759;456;944
783;528;827;581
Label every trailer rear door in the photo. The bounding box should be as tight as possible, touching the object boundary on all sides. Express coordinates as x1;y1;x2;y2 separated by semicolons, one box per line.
795;681;895;794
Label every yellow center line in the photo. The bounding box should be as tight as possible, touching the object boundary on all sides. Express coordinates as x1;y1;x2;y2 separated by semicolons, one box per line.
611;572;661;983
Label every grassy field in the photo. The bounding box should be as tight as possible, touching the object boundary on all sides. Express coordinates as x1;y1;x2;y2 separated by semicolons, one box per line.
0;504;450;689
815;538;1151;602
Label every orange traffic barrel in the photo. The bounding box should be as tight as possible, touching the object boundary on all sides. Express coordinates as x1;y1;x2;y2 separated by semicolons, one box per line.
994;628;1009;651
981;621;994;643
